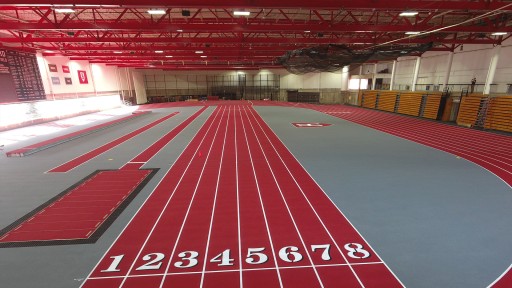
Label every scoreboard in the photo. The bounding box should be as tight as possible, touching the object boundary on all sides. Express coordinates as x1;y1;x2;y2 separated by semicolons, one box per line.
0;49;46;102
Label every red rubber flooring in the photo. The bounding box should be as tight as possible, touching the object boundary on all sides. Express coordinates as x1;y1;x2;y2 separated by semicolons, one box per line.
80;105;402;288
0;169;152;243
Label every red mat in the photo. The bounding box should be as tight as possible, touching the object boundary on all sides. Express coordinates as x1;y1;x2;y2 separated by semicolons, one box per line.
0;169;155;247
48;111;178;173
81;106;402;288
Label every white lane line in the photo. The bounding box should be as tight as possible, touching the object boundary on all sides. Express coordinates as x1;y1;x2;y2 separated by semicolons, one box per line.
78;107;219;288
199;107;231;287
245;107;366;287
249;106;405;287
241;106;325;288
157;107;228;288
235;106;243;288
239;105;284;287
80;107;217;287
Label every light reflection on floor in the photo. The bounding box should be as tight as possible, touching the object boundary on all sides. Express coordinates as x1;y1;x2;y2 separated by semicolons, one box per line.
0;106;138;148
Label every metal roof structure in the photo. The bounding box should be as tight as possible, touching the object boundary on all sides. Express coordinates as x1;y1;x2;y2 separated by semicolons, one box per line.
0;0;511;70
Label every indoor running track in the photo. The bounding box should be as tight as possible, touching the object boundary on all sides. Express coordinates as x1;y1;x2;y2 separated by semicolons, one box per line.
80;105;403;288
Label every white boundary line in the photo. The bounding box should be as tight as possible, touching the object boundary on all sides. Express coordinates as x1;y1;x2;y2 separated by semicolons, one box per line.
487;263;512;287
249;105;406;287
346;113;512;162
322;107;512;151
239;105;284;287
120;107;206;170
242;106;325;288
46;111;179;174
156;107;228;288
199;107;231;287
328;110;512;191
245;106;367;287
235;106;243;288
78;106;219;288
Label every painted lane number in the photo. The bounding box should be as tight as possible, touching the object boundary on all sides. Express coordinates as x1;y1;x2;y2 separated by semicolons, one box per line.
101;243;370;272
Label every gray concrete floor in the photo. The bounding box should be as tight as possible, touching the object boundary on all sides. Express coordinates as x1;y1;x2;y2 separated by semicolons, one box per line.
0;105;510;288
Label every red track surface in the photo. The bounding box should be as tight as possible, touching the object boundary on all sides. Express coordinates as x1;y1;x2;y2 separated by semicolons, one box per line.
0;169;151;243
6;111;150;157
81;105;402;288
491;264;512;287
48;111;178;173
275;102;512;288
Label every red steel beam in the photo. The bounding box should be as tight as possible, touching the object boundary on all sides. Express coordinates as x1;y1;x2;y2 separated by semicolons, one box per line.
3;1;512;11
0;36;499;45
1;22;510;34
37;45;300;51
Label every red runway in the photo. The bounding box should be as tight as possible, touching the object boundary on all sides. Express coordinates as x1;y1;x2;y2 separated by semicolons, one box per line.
0;169;153;246
80;105;402;288
48;111;179;173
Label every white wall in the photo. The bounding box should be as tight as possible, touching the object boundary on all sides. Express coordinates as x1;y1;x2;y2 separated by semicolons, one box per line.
36;55;123;98
391;38;512;93
280;71;342;90
91;64;120;92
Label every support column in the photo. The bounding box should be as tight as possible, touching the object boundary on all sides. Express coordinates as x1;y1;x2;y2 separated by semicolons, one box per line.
371;63;377;90
411;56;421;91
341;65;349;91
484;45;501;95
390;60;397;90
441;52;454;92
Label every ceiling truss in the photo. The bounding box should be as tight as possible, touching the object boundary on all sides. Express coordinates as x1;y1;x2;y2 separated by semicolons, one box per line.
0;1;511;70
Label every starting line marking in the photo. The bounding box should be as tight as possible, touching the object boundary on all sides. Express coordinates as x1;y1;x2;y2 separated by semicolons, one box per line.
88;261;384;280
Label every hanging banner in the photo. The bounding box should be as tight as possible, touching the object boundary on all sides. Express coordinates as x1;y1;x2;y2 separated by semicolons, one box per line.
77;70;88;84
62;65;70;73
48;64;58;72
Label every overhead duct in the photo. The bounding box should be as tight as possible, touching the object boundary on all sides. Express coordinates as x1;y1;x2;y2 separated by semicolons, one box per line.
277;42;433;74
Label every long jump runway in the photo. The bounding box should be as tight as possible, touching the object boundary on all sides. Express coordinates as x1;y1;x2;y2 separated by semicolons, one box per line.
80;105;402;288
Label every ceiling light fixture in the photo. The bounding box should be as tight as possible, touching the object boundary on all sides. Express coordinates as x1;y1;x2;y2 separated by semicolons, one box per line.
201;55;207;58
304;30;311;33
113;51;123;54
165;55;173;58
195;50;203;54
233;11;251;16
55;8;75;13
492;32;507;36
405;31;421;35
147;9;166;15
155;50;164;53
177;29;183;32
399;11;418;17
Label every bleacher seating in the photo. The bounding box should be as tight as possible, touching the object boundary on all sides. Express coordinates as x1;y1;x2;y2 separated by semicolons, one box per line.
456;94;487;127
484;96;512;132
375;91;397;112
421;93;442;119
397;92;422;117
360;90;378;108
358;90;443;120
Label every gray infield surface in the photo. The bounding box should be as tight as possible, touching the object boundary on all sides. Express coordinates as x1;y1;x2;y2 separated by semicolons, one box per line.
0;105;510;288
